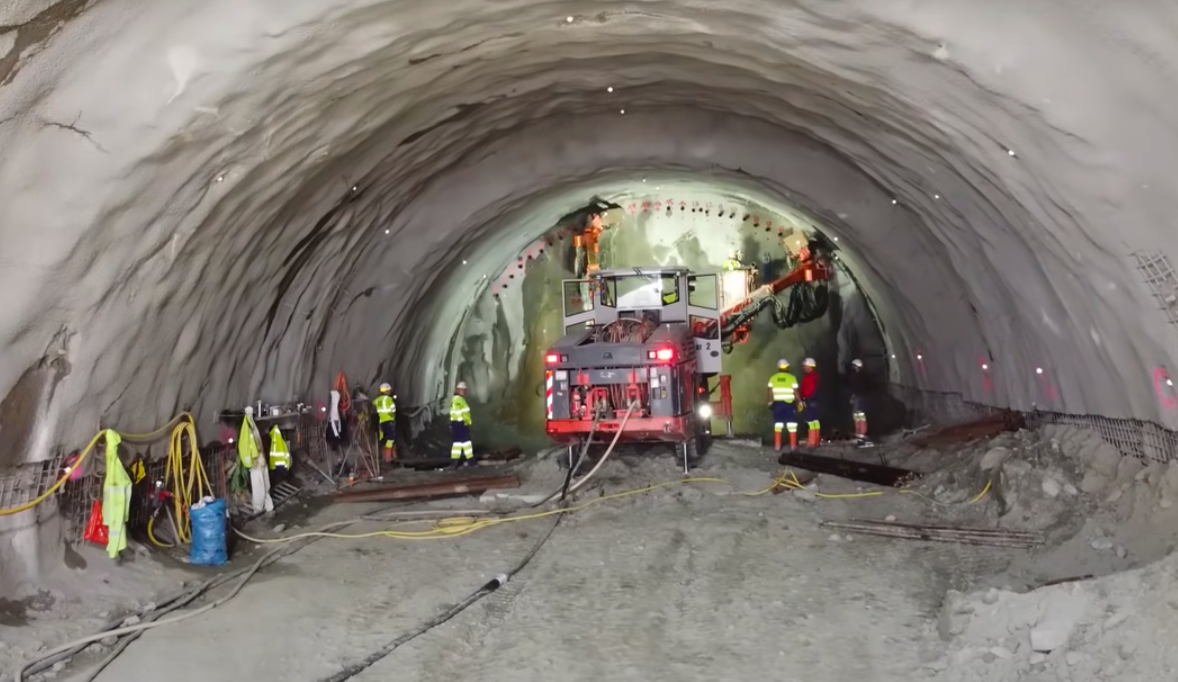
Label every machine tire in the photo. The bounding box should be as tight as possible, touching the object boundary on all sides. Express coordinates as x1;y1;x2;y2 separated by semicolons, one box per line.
685;430;706;469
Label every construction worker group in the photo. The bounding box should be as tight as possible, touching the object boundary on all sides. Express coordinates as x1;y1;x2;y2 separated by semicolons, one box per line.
768;357;868;451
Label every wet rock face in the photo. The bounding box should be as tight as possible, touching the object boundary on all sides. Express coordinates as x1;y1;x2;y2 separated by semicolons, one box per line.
0;350;70;470
0;1;1176;452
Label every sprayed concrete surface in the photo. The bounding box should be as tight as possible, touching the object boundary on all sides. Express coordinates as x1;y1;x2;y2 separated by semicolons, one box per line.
6;429;1178;680
2;0;1177;447
3;0;1178;660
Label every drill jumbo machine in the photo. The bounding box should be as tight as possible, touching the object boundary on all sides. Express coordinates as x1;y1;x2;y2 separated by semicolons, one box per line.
541;267;723;471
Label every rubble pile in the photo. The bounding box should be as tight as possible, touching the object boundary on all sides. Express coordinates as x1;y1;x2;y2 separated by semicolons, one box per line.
928;549;1178;681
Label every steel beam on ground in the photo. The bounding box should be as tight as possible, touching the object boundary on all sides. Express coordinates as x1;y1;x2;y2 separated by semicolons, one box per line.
334;474;520;503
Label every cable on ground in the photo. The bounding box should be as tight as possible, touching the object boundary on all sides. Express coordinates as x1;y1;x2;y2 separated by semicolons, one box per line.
316;514;564;682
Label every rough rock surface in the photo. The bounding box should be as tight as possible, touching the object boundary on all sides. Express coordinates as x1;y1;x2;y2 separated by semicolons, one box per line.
0;0;1176;449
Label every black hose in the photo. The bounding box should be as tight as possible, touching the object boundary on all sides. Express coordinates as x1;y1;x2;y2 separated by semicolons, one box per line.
559;409;602;501
316;514;564;682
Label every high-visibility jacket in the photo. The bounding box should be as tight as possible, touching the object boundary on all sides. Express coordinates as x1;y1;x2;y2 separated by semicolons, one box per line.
101;430;132;560
269;425;291;470
238;415;259;469
722;258;742;271
450;395;472;425
374;394;396;423
768;371;799;403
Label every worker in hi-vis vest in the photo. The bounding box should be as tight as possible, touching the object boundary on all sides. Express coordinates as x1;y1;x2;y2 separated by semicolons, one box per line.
238;406;273;513
799;357;821;447
374;382;397;463
722;250;743;271
767;359;800;451
450;381;474;467
268;424;291;486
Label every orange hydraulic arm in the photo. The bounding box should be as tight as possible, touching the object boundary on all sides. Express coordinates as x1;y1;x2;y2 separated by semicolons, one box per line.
716;255;831;346
721;256;830;319
573;214;605;275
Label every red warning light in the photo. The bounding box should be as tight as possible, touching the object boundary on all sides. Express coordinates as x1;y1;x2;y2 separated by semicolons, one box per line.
655;348;675;362
545;353;560;364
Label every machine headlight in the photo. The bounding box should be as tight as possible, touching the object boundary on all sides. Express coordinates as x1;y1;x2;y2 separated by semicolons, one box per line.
698;404;713;419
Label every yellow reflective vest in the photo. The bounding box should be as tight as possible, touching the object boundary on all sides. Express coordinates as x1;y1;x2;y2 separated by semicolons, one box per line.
374;394;396;423
450;395;471;425
238;415;259;469
101;430;132;559
768;371;799;403
269;425;291;470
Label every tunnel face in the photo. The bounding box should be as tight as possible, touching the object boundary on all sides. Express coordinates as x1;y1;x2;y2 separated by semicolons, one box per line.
438;181;889;449
2;0;1178;460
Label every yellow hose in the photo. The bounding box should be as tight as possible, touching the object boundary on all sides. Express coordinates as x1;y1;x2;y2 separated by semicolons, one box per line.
148;416;212;547
0;412;210;523
0;433;102;516
234;469;992;545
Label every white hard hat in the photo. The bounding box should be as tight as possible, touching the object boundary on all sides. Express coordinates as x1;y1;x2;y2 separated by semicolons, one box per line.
243;406;254;416
803;358;817;368
379;382;392;393
851;359;863;368
456;381;468;390
777;359;790;369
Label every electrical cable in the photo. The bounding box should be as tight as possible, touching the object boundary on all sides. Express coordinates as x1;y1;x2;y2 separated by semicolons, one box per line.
9;516;357;682
11;448;991;680
316;513;565;682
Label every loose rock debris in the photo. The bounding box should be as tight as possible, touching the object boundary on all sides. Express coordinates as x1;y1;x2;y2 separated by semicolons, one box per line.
6;425;1178;682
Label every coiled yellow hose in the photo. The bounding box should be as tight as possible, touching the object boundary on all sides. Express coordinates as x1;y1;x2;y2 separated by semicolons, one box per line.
147;415;212;547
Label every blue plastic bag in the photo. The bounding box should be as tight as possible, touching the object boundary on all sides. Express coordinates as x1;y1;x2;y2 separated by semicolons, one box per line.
189;498;228;566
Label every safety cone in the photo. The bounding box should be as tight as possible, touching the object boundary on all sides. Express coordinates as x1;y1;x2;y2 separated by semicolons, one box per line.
83;500;108;546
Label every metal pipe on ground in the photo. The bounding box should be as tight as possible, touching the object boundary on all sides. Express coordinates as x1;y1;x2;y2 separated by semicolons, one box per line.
821;519;1044;549
334;475;520;504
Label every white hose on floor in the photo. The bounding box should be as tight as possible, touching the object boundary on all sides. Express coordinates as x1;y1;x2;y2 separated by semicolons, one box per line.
539;401;639;506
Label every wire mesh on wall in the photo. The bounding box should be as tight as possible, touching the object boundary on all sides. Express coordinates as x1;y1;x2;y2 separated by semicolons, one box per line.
891;383;1178;463
1132;250;1178;326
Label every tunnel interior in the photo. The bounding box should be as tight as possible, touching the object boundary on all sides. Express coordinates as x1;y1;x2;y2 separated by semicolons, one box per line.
3;0;1178;598
434;178;892;452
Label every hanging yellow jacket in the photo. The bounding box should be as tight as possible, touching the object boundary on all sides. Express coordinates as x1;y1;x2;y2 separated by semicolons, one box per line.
101;430;132;560
238;415;258;469
269;425;291;470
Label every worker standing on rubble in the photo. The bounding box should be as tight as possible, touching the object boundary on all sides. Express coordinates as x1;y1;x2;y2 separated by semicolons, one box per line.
238;406;274;513
848;358;869;444
268;424;292;486
767;359;800;451
450;381;474;467
374;382;397;463
799;358;821;447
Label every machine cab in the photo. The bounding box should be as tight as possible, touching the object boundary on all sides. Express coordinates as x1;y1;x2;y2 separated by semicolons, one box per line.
560;267;723;375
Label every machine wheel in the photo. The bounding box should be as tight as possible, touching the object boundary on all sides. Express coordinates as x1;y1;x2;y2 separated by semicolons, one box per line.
684;433;704;469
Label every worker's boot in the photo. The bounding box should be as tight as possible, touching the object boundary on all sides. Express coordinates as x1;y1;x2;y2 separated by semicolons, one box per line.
383;446;394;464
788;432;797;451
810;429;821;448
773;432;782;451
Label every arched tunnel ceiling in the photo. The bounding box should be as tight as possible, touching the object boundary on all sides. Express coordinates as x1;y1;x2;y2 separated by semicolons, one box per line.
2;0;1178;449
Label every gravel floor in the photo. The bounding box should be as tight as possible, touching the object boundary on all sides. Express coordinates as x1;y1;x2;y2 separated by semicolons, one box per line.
24;441;1037;682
